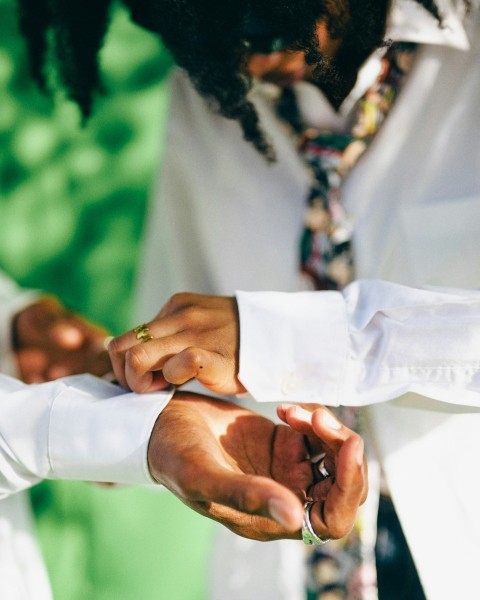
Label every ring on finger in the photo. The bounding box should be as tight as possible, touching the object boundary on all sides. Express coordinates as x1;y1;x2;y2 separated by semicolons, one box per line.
302;499;331;546
133;323;154;343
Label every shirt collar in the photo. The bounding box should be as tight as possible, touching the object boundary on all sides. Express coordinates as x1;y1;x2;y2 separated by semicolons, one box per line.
387;0;470;49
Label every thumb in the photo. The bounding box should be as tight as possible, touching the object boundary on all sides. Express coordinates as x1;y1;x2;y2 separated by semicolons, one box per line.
195;467;304;531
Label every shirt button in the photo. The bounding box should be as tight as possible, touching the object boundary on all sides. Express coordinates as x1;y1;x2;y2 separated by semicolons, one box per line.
281;372;301;395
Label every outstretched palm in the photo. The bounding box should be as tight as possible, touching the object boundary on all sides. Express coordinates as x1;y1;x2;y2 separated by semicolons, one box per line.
148;392;367;541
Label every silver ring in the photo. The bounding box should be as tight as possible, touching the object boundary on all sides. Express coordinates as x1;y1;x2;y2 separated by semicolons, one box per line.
302;499;330;545
311;452;331;480
317;457;331;479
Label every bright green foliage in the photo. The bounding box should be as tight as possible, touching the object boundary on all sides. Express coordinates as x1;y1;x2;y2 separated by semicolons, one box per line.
1;3;216;599
0;1;172;333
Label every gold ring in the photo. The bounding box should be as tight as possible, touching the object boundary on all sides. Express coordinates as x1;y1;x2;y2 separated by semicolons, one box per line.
133;323;154;343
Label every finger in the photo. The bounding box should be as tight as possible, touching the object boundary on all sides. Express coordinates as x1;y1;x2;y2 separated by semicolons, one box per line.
108;315;186;388
49;321;85;350
277;403;320;424
111;307;211;363
281;406;349;450
155;292;230;319
277;403;294;424
311;435;366;539
46;363;72;380
200;501;297;541
310;407;355;453
124;335;235;394
184;466;305;532
122;336;209;392
16;348;48;383
279;405;314;435
162;348;234;393
278;405;330;460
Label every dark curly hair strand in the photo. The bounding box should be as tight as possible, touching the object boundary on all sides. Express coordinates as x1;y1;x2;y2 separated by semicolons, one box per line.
16;0;444;156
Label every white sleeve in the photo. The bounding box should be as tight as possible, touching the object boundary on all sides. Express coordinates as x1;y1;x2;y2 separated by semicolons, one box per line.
0;271;40;376
237;279;480;408
0;373;172;499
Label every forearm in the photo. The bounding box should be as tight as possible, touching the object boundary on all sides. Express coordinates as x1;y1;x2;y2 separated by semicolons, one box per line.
237;279;480;408
0;374;172;498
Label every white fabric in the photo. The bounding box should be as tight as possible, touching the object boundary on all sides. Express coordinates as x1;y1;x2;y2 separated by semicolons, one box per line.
135;0;480;597
0;373;171;498
238;281;480;409
0;371;171;600
0;268;173;600
0;272;50;600
0;494;52;600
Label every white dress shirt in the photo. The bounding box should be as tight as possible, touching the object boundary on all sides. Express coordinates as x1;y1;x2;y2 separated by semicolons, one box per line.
0;270;171;599
135;0;480;597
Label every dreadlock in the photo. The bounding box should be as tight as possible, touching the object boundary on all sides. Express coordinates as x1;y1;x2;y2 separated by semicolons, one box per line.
16;0;444;156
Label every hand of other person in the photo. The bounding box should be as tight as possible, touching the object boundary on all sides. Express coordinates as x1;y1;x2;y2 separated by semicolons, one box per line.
13;296;112;383
109;293;241;394
147;392;367;541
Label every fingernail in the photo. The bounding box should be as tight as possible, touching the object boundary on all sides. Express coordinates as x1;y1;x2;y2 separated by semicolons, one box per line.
294;406;312;421
269;498;293;529
103;336;114;350
321;410;342;430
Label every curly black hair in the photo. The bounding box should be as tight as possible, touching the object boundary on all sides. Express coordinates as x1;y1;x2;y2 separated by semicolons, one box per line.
16;0;443;157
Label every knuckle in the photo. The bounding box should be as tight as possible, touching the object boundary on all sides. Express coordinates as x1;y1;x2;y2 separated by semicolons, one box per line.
176;463;201;498
126;345;150;372
182;347;204;370
236;477;260;514
179;305;202;326
169;292;191;310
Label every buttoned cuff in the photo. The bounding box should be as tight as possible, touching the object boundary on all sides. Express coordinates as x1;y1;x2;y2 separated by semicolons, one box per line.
236;290;347;405
48;375;173;485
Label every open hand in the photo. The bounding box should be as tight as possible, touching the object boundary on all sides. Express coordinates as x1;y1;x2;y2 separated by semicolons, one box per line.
147;392;367;541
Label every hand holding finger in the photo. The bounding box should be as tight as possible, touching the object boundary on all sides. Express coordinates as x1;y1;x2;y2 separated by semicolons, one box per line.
109;293;242;393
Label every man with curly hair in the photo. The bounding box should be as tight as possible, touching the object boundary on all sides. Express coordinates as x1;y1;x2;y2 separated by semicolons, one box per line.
95;0;479;599
17;0;442;153
14;0;480;598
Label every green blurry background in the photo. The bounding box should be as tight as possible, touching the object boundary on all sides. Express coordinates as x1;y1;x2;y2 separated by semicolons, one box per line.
1;1;216;598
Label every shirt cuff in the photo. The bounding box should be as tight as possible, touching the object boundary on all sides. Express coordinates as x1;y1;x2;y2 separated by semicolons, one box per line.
236;290;347;405
48;375;173;485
